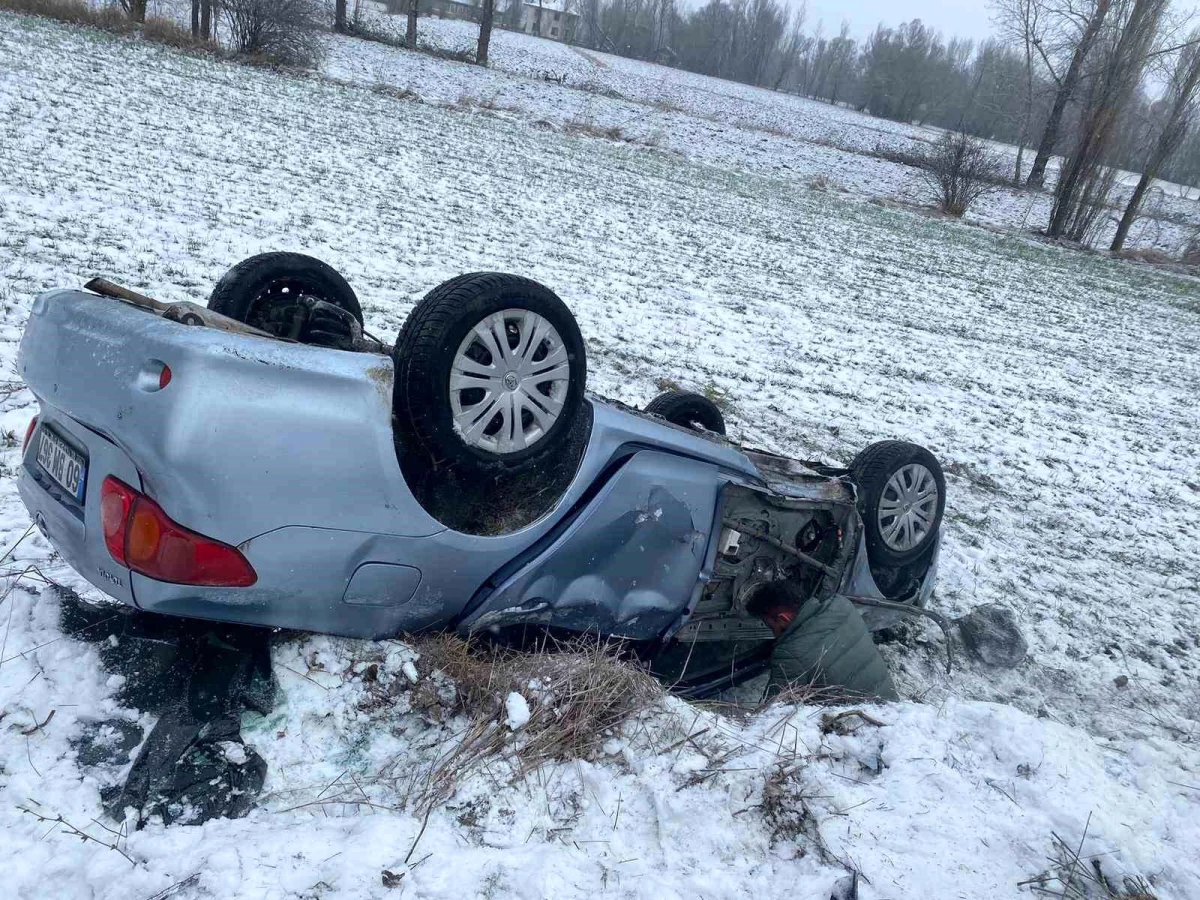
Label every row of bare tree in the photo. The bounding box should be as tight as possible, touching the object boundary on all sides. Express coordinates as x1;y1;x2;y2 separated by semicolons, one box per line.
999;0;1200;247
563;0;1200;250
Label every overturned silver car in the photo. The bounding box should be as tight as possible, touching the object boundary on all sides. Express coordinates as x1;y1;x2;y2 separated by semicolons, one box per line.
17;254;945;694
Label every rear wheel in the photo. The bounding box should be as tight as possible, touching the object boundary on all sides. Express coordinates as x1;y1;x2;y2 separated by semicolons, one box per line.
208;253;363;339
849;441;945;567
393;273;586;473
644;391;726;435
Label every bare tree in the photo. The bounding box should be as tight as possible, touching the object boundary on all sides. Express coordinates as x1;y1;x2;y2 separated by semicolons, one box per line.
770;4;807;89
994;0;1045;182
477;0;496;64
1027;0;1114;188
1049;0;1168;239
407;0;418;47
334;0;346;31
223;0;325;65
920;130;1006;215
201;0;213;40
1112;36;1200;249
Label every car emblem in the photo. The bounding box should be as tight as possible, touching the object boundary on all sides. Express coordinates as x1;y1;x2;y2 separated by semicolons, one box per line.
503;371;519;391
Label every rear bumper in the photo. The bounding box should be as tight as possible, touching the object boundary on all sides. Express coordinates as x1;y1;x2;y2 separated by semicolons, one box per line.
22;443;437;638
18;411;140;607
18;414;438;637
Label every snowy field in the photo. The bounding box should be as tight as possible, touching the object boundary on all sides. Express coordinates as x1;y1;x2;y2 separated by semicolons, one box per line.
2;11;1200;899
337;7;1200;255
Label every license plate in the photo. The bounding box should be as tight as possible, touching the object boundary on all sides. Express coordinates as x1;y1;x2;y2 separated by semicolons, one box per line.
36;426;88;503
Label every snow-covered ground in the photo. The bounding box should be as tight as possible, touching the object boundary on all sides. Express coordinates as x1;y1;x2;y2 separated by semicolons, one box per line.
340;7;1200;255
1;12;1200;899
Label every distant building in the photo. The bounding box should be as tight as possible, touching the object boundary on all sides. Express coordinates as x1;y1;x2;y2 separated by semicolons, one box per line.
420;0;480;21
518;0;577;43
414;0;578;43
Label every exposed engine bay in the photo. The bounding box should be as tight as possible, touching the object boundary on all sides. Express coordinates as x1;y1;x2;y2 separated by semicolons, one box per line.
676;481;856;646
647;466;861;691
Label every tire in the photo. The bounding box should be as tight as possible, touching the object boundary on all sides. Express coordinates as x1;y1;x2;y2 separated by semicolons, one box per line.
208;253;363;337
850;440;945;567
644;391;726;435
393;273;586;472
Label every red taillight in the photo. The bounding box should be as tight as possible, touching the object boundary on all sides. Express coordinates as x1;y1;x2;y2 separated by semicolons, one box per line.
23;416;38;454
101;477;136;565
158;365;172;390
100;476;256;587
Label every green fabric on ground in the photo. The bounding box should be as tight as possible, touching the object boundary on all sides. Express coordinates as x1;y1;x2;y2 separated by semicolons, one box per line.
766;595;898;701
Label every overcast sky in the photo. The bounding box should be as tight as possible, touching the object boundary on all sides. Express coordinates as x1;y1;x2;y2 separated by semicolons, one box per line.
800;0;997;41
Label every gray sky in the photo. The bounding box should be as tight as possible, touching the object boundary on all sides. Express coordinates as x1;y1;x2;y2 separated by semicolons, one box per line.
801;0;997;42
802;0;1200;44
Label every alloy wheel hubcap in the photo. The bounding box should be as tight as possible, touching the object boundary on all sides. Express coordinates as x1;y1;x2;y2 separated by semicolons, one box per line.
449;309;570;454
877;463;938;552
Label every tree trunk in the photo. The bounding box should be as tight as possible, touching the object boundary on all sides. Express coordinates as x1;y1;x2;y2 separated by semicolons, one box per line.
200;0;212;41
407;0;418;47
1110;172;1153;251
130;0;146;22
1111;52;1200;251
1017;26;1033;185
1049;0;1166;238
191;0;200;38
1027;0;1112;189
335;0;347;32
477;0;495;65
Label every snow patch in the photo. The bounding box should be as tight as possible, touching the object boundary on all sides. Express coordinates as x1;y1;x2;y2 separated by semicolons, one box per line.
505;691;531;730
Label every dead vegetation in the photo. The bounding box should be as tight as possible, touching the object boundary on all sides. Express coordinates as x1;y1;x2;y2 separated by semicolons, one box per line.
222;0;324;68
394;635;660;811
370;82;420;103
562;119;627;142
807;173;846;193
917;131;1008;217
418;42;475;64
0;0;131;31
141;15;204;49
575;78;626;100
452;93;505;113
1021;822;1159;899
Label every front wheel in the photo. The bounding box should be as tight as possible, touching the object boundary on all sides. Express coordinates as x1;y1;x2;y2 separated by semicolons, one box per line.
849;441;945;567
392;273;587;473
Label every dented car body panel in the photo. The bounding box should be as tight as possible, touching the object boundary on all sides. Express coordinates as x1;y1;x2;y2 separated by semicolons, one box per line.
17;289;939;657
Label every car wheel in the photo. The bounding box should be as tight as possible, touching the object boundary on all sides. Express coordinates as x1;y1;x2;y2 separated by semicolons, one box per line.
849;441;945;567
208;253;363;338
644;391;726;435
393;273;587;472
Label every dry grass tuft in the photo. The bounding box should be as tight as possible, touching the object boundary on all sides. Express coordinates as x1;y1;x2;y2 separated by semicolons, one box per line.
141;15;203;49
1113;247;1174;266
452;93;505;113
1020;825;1159;899
418;42;475;64
563;119;626;142
0;0;131;30
407;634;661;810
575;78;625;100
807;173;848;194
371;82;420;102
